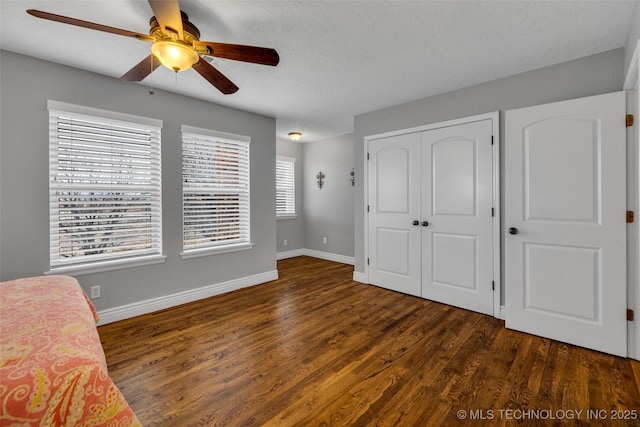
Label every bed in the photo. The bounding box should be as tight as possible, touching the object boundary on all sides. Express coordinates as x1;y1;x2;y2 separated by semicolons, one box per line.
0;275;140;426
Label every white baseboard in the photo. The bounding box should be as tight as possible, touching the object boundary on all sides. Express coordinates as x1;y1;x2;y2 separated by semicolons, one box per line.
353;271;367;283
276;249;307;260
97;270;278;326
277;248;354;265
304;249;354;265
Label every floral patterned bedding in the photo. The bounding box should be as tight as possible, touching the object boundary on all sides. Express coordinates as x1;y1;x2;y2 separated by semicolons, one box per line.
0;275;140;426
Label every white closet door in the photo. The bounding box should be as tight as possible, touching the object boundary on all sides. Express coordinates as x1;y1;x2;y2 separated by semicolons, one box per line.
505;91;627;357
368;133;422;296
421;120;495;315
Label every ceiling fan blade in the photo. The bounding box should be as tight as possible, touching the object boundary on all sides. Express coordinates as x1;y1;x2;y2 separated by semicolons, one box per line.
148;0;183;39
194;41;279;66
26;9;153;42
121;55;162;81
192;59;239;95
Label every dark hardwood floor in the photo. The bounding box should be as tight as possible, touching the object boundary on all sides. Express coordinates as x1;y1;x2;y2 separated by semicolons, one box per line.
99;257;640;426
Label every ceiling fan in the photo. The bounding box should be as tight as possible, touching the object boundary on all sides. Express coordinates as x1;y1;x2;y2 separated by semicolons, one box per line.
26;0;280;94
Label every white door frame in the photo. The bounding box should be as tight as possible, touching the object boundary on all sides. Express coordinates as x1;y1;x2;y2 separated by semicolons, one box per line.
362;111;501;319
624;39;639;361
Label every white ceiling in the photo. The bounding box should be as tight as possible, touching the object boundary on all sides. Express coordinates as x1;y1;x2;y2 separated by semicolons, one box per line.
1;1;636;142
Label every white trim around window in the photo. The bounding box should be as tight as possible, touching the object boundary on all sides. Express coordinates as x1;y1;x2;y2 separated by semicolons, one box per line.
276;156;296;219
47;100;164;275
181;125;253;259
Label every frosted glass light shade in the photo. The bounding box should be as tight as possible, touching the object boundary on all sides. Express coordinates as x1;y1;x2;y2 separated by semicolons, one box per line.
151;41;199;72
288;132;302;141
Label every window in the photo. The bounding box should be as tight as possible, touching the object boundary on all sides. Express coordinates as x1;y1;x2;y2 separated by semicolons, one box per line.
48;101;164;274
276;156;296;218
181;125;252;257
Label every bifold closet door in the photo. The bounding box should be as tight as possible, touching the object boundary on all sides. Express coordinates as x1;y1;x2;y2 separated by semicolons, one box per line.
368;133;422;296
421;120;495;315
505;91;627;357
368;119;496;316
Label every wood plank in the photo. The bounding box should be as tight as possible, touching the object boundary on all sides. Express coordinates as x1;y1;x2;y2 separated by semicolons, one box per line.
99;256;640;426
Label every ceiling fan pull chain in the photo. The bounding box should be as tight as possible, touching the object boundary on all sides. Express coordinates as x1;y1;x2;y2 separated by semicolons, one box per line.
149;56;155;95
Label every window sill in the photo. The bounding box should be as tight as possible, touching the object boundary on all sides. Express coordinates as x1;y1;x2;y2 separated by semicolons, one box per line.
45;254;167;276
277;214;298;220
181;242;254;260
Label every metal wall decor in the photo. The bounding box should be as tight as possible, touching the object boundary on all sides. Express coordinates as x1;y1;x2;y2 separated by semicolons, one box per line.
316;171;325;189
350;168;355;186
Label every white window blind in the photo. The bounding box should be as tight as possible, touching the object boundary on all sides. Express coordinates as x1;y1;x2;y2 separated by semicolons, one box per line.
276;156;296;217
182;127;251;253
48;102;162;270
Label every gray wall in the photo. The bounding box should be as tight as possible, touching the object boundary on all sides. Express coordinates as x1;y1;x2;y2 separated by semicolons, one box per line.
0;50;277;311
353;48;626;283
276;138;305;252
625;2;640;76
302;133;354;257
275;134;355;258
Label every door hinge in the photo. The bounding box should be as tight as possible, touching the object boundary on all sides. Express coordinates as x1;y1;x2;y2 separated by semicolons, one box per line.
492;281;495;291
627;114;634;127
628;309;634;321
491;135;494;145
367;153;370;160
627;211;634;223
367;258;370;266
367;205;370;213
491;207;495;217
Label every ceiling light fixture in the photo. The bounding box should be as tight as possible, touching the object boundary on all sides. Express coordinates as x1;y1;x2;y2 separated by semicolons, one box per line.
289;132;302;141
150;40;199;72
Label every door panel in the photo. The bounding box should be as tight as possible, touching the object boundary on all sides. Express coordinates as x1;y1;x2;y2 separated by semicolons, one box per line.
377;228;411;276
524;244;599;321
368;133;421;296
422;120;494;315
431;232;477;290
377;147;411;213
505;91;626;356
432;138;477;216
524;118;599;222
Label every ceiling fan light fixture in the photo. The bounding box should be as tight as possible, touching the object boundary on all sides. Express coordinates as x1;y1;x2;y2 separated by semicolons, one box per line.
289;132;302;141
25;5;279;95
151;40;199;72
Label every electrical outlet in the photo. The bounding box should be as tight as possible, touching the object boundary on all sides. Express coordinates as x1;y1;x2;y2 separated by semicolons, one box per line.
90;285;101;299
323;237;327;245
284;239;288;247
